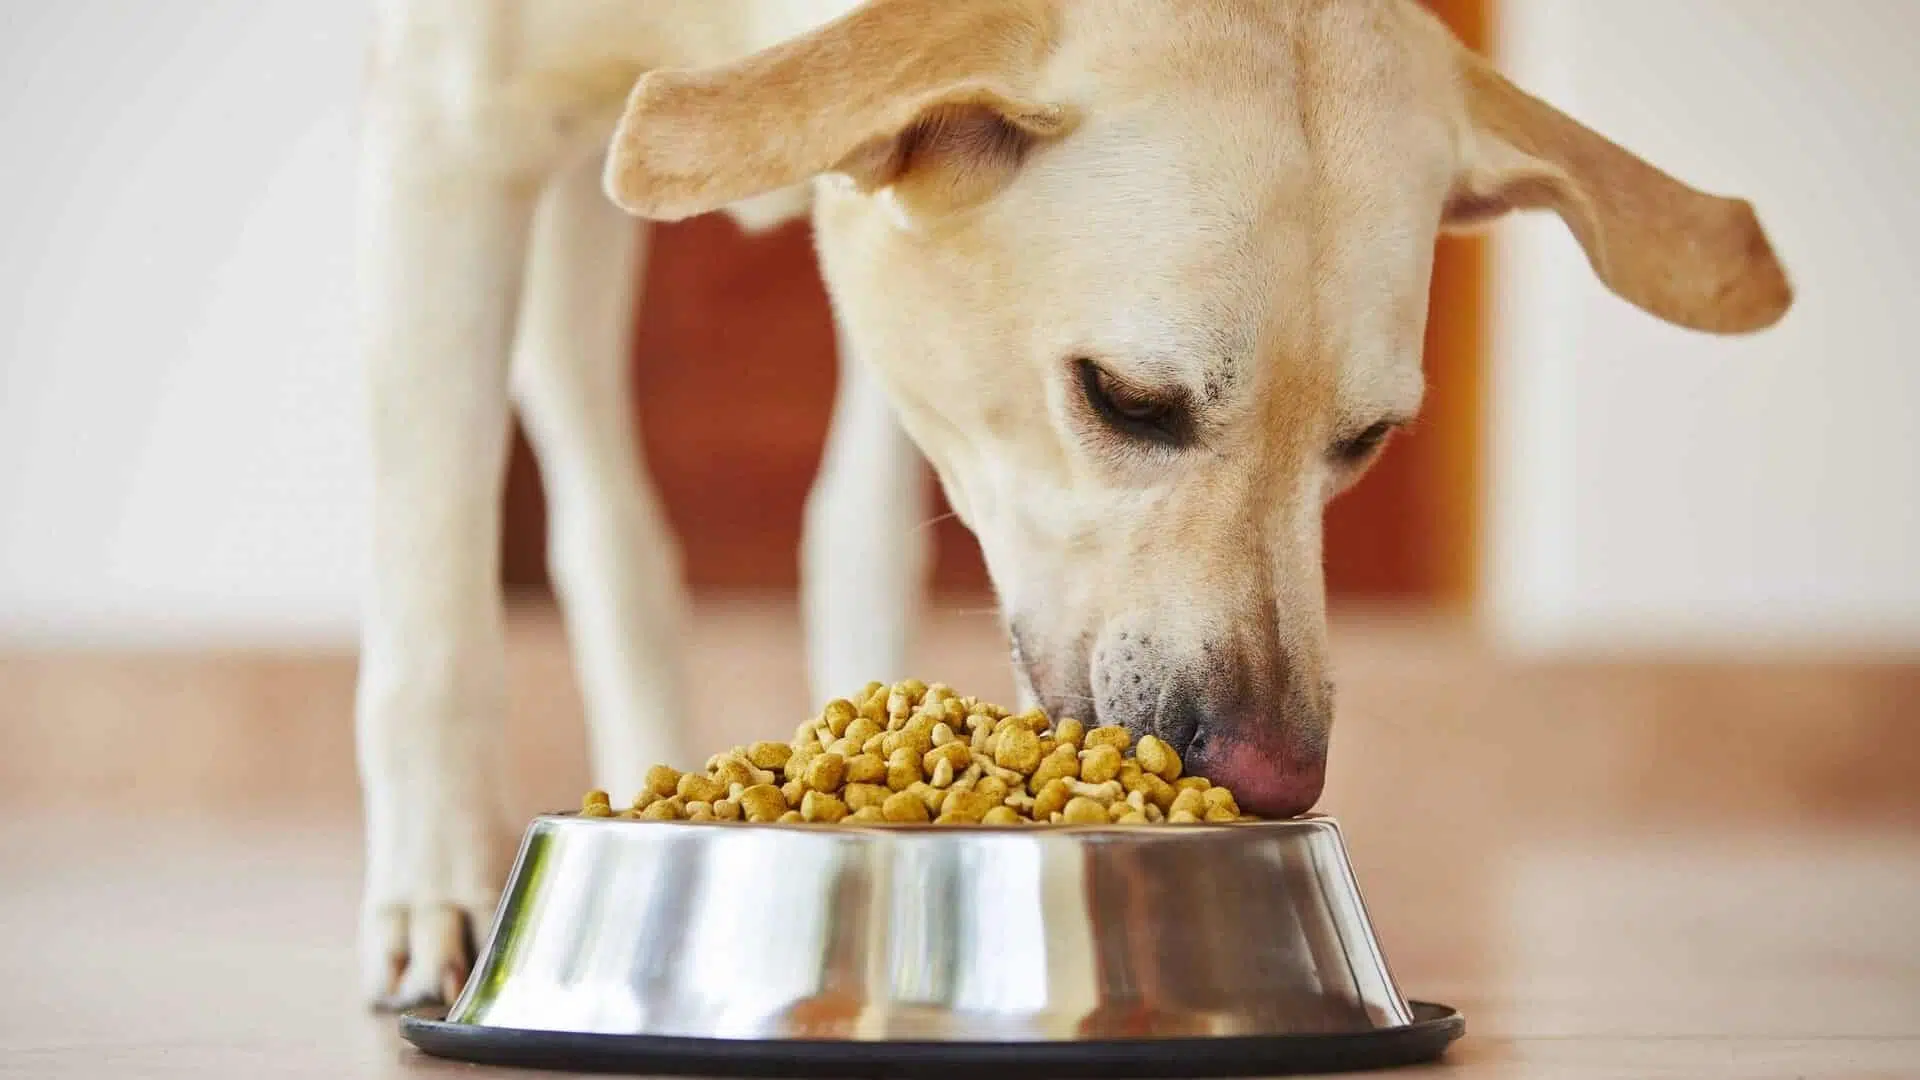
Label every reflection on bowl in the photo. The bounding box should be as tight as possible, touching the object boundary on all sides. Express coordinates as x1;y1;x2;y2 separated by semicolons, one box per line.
446;814;1424;1043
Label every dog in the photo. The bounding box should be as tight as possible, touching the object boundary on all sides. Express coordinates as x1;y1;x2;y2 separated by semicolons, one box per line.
354;0;1791;1008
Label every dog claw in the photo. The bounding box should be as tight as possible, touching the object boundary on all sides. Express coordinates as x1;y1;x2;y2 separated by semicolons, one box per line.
363;903;485;1013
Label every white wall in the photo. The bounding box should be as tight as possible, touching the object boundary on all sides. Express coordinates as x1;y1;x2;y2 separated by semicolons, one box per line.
1484;0;1920;652
0;1;369;646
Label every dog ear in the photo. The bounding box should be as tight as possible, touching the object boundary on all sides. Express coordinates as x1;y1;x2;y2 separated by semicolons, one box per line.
604;0;1071;222
1443;51;1793;334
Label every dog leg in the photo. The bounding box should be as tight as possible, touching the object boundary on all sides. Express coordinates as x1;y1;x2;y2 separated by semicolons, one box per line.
514;154;691;794
801;326;932;703
354;131;536;1010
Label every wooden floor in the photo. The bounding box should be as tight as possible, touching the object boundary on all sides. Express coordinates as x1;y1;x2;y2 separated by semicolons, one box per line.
3;596;1917;1079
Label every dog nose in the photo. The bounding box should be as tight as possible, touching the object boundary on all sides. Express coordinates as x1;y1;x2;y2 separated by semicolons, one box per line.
1162;694;1328;819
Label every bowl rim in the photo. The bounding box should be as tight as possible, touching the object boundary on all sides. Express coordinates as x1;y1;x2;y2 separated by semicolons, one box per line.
538;810;1341;836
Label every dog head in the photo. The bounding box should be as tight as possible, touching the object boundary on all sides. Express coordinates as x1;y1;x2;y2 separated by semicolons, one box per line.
604;0;1792;815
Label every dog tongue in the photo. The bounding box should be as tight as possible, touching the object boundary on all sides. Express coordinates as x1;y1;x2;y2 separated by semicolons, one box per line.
1189;736;1326;819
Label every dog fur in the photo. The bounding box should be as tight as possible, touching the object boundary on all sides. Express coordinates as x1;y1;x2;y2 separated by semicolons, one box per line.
354;0;1791;1008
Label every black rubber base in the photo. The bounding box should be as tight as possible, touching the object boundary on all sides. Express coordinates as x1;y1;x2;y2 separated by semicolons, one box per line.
399;1001;1463;1078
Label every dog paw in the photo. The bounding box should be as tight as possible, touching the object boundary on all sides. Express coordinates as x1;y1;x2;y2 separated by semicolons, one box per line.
361;901;498;1011
358;798;511;1011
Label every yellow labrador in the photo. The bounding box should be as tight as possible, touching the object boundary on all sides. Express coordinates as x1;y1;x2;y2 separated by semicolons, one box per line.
356;0;1790;1007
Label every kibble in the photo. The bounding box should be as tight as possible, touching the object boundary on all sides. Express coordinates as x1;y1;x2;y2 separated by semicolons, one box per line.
677;773;726;804
844;782;890;812
801;790;848;823
1135;735;1182;781
1033;778;1073;820
929;757;956;788
886;689;914;720
994;727;1043;773
1168;787;1207;819
885;747;922;790
1062;796;1109;825
923;742;971;775
939;788;1000;823
644;766;680;799
1139;773;1178;811
746;741;791;771
803;753;846;793
713;756;756;790
822;699;856;737
1202;786;1241;822
1078;744;1122;784
846;752;887;785
739;784;786;822
579;680;1269;827
982;805;1025;826
1031;745;1080;791
894;782;932;814
882;789;931;823
1068;778;1124;805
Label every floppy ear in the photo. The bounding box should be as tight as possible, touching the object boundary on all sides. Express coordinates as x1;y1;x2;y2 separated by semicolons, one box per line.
604;0;1071;222
1444;52;1793;334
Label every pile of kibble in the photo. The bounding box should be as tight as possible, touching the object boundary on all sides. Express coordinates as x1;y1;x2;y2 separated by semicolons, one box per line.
579;679;1254;826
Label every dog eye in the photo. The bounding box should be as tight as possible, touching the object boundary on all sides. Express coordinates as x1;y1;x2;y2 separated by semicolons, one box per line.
1331;421;1396;464
1076;360;1194;447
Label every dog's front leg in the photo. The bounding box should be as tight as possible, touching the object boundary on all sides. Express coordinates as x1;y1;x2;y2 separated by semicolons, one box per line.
801;325;932;702
514;154;690;794
353;128;537;1009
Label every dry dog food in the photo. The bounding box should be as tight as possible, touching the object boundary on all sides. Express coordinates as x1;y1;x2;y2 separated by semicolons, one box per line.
578;679;1257;826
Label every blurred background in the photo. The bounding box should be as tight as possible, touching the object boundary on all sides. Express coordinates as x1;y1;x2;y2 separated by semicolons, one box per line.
1;2;1916;1077
3;1;1917;647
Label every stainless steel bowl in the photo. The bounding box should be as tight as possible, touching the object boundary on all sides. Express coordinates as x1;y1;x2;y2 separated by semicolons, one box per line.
403;814;1461;1076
